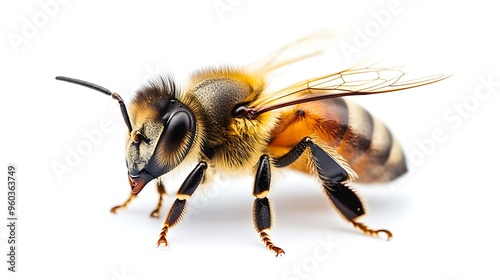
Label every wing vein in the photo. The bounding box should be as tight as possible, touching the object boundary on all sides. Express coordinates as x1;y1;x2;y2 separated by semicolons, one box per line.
251;64;447;116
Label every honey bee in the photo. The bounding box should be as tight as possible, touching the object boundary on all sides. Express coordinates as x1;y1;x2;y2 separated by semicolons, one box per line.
56;34;445;256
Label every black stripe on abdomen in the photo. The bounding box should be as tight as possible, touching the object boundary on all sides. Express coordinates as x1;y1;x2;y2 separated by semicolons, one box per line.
321;98;349;147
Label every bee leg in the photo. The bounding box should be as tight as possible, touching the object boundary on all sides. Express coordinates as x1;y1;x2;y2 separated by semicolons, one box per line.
150;177;167;218
157;161;207;247
323;183;392;240
110;178;166;217
110;193;137;214
275;137;392;240
253;155;285;256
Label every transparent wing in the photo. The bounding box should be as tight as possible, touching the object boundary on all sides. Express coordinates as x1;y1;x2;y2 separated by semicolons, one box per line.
251;63;447;115
249;29;338;74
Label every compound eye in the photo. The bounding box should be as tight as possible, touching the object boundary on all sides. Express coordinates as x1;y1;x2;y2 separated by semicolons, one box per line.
163;111;191;153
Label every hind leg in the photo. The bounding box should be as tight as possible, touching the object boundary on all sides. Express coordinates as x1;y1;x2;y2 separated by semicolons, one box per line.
275;137;392;240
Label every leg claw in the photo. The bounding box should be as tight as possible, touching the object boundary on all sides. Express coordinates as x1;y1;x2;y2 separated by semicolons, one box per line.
150;209;160;218
352;221;393;241
110;205;123;214
157;236;168;247
273;247;285;257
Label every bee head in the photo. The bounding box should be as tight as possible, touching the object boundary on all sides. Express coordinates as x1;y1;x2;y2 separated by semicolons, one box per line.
126;77;196;194
55;76;196;195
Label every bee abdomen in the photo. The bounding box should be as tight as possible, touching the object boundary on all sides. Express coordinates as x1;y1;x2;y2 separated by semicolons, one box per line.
269;98;407;183
338;100;407;183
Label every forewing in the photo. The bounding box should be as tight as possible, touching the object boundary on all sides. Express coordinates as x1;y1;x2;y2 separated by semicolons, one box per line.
251;64;447;115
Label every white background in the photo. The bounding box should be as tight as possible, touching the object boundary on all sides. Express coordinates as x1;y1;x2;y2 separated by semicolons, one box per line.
1;0;500;280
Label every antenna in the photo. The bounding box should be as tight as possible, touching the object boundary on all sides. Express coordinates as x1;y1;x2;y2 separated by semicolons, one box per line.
55;76;133;133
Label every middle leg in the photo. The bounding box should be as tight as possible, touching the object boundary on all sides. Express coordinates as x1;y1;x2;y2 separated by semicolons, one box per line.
252;155;285;256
